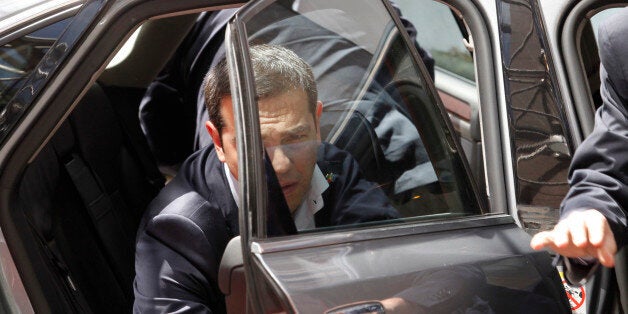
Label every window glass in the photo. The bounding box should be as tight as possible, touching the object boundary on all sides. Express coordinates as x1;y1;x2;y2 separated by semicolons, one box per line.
231;0;483;236
396;0;474;82
0;0;51;20
498;0;572;234
395;0;484;195
0;18;72;109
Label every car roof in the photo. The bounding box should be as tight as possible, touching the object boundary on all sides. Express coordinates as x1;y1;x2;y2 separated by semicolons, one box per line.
0;0;83;36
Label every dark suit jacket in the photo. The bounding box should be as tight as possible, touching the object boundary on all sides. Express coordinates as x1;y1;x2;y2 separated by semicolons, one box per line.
133;142;398;313
560;8;628;254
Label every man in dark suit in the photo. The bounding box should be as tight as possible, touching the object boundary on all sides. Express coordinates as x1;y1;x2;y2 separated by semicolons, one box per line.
530;8;628;280
139;2;434;172
133;44;399;312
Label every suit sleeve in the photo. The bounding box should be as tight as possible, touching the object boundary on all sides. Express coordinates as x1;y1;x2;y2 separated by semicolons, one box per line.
133;201;230;313
139;59;196;167
321;144;400;226
560;16;628;248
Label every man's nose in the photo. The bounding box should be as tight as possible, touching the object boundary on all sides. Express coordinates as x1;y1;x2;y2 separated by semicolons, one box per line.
268;145;292;174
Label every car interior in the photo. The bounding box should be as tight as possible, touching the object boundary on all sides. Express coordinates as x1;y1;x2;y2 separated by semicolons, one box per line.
4;0;487;312
10;13;197;313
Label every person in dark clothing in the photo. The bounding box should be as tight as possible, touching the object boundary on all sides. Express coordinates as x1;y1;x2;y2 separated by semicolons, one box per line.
530;8;628;281
138;10;232;171
139;2;434;172
133;44;399;313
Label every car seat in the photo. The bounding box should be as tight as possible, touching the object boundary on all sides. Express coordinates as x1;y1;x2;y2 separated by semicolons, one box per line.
16;83;164;313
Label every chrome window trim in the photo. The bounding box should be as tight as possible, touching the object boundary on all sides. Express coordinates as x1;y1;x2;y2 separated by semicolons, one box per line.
443;0;509;214
474;0;517;217
226;10;267;314
0;1;83;43
251;214;515;254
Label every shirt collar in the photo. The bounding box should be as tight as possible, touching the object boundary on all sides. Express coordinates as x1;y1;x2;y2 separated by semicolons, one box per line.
224;163;329;231
293;165;329;231
224;163;240;209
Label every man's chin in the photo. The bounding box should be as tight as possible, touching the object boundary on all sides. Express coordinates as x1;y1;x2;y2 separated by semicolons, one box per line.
285;195;305;214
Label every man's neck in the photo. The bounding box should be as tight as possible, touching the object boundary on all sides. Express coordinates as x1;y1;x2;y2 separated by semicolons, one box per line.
223;163;329;231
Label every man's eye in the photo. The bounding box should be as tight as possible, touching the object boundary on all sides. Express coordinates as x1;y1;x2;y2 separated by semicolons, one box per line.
286;134;307;143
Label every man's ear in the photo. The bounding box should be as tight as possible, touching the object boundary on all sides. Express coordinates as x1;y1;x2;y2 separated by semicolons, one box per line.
206;121;226;162
316;101;323;118
315;101;323;140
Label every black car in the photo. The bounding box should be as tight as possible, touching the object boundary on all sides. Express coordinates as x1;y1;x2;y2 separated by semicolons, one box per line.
0;0;624;312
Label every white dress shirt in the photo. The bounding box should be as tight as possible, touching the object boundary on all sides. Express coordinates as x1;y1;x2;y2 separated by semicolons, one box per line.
224;163;329;231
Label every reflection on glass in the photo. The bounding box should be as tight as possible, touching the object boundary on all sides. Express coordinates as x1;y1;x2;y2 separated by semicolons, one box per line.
0;18;71;110
396;0;474;82
236;0;482;235
329;261;564;313
0;0;50;20
498;0;571;234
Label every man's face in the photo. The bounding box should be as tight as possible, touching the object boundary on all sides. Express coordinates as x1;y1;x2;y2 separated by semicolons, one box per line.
207;89;322;213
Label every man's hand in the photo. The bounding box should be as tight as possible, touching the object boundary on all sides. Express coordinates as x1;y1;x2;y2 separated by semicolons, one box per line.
381;297;423;314
530;209;617;267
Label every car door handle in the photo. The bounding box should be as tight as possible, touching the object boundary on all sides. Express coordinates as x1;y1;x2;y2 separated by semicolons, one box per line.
325;301;385;314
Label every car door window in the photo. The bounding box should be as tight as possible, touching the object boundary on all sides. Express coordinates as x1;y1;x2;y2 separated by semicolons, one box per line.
229;0;484;236
395;0;483;195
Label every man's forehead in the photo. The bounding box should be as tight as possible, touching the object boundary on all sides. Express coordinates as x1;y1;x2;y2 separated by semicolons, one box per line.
259;88;308;106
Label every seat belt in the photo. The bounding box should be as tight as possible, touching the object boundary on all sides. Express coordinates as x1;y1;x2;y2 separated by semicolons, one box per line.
62;153;132;289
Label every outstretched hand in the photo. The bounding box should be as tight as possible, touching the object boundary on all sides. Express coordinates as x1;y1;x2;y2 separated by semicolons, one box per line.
530;209;617;267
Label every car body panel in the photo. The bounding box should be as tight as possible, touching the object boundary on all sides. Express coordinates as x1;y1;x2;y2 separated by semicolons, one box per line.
253;216;567;312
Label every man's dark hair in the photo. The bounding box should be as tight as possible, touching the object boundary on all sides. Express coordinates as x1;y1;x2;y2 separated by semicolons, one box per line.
204;44;318;135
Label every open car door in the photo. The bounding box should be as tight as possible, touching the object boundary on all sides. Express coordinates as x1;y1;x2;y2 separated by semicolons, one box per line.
220;0;570;312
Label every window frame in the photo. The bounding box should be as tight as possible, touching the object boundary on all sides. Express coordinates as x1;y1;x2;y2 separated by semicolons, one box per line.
561;1;627;139
223;4;509;308
227;0;503;244
0;0;247;312
441;0;507;215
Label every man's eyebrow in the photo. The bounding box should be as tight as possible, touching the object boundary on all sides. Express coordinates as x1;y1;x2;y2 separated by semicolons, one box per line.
261;124;310;140
284;124;310;135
